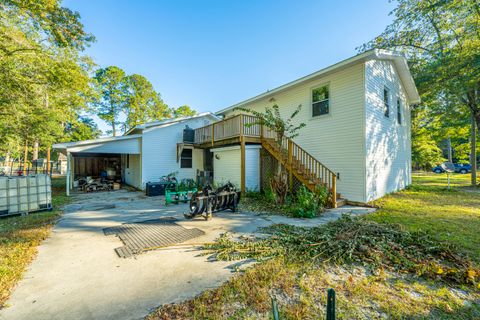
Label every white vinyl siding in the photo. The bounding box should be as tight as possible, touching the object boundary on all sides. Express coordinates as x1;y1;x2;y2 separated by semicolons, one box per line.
124;154;141;189
223;63;366;202
141;117;213;188
211;145;260;190
212;147;241;188
245;147;260;191
365;59;411;201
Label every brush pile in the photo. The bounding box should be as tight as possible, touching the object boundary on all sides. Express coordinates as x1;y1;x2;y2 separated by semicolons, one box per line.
203;215;479;286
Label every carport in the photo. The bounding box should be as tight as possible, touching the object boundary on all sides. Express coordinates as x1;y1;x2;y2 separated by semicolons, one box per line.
53;135;142;195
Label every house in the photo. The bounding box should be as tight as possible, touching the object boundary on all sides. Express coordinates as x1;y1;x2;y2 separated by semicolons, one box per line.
53;113;220;195
54;49;420;205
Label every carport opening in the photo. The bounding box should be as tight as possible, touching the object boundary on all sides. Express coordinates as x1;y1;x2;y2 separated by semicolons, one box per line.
72;152;123;192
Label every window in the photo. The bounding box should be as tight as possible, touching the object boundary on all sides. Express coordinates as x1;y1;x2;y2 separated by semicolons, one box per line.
397;98;402;125
180;148;193;168
383;87;390;118
126;154;129;169
312;85;329;117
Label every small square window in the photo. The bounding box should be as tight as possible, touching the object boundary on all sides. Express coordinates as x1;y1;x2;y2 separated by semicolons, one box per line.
180;149;193;168
383;87;390;118
312;85;329;117
397;98;402;125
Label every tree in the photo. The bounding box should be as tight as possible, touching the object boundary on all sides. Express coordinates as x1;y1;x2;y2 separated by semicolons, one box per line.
65;116;102;142
234;104;305;204
173;105;197;118
0;0;96;160
93;66;128;136
358;0;480;185
124;74;170;131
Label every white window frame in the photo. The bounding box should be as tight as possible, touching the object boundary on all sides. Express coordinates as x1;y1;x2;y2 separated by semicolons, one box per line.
311;84;330;118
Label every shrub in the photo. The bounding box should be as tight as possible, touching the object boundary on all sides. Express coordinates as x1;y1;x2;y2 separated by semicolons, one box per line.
288;185;329;218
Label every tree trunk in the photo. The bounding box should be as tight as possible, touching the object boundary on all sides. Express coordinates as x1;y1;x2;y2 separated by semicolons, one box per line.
112;121;116;137
447;137;452;162
33;139;39;160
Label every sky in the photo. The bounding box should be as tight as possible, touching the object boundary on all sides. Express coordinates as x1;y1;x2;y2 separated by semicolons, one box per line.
63;0;396;133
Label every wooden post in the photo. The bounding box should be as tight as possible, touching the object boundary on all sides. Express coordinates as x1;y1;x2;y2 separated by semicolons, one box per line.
211;124;214;147
288;140;293;191
239;114;244;137
331;174;337;208
46;146;51;175
23;141;28;175
240;136;246;194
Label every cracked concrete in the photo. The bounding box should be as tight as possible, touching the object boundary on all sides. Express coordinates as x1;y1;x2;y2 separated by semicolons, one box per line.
0;190;374;320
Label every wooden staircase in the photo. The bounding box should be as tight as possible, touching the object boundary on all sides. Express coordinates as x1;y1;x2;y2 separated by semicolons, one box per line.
261;137;346;208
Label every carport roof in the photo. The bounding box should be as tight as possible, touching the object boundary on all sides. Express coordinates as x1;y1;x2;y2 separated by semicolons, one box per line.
53;134;142;154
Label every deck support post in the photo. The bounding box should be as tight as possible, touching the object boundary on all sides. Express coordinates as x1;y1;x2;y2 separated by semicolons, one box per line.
240;136;246;194
211;124;214;147
331;174;337;208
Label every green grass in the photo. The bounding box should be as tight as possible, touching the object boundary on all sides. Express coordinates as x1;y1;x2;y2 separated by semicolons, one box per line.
0;176;69;308
368;172;480;262
148;172;480;319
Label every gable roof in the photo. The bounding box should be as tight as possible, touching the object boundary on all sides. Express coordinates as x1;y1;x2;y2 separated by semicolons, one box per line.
215;49;420;115
124;112;220;135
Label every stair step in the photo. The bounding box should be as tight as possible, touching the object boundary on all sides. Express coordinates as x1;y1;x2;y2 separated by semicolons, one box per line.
336;198;347;207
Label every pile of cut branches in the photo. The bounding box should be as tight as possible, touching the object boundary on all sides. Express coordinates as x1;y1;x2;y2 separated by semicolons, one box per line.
203;215;479;287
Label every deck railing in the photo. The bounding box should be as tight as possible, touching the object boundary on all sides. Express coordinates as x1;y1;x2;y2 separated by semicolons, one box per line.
194;114;337;205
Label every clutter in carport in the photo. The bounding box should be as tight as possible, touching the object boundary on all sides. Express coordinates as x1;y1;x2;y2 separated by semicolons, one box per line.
74;173;121;192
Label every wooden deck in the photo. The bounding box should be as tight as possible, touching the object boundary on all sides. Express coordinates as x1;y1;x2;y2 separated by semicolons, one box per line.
194;114;268;148
193;114;341;207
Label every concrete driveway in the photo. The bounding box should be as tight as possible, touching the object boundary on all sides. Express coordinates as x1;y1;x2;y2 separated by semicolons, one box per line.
0;190;374;320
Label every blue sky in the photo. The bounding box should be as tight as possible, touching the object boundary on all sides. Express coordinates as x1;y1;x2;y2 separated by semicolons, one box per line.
64;0;395;133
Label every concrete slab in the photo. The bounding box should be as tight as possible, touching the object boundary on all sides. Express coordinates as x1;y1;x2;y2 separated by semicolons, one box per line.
0;190;374;320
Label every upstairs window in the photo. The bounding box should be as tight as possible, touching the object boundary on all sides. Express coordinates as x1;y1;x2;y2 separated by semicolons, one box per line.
180;149;193;168
383;87;390;118
312;85;329;117
397;98;402;125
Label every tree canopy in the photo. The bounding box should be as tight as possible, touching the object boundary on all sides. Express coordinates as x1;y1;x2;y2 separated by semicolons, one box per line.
359;0;480;183
0;0;95;159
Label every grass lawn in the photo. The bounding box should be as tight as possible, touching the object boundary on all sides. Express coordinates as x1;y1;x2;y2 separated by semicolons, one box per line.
369;172;480;262
148;172;480;319
0;176;69;308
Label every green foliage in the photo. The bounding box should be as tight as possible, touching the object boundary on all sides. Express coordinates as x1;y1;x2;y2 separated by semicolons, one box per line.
286;185;328;218
124;74;171;132
172;105;197;118
234;104;306;204
93;66;128;136
359;0;480;183
0;0;96;159
64;116;102;142
205;215;480;287
234;104;306;142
